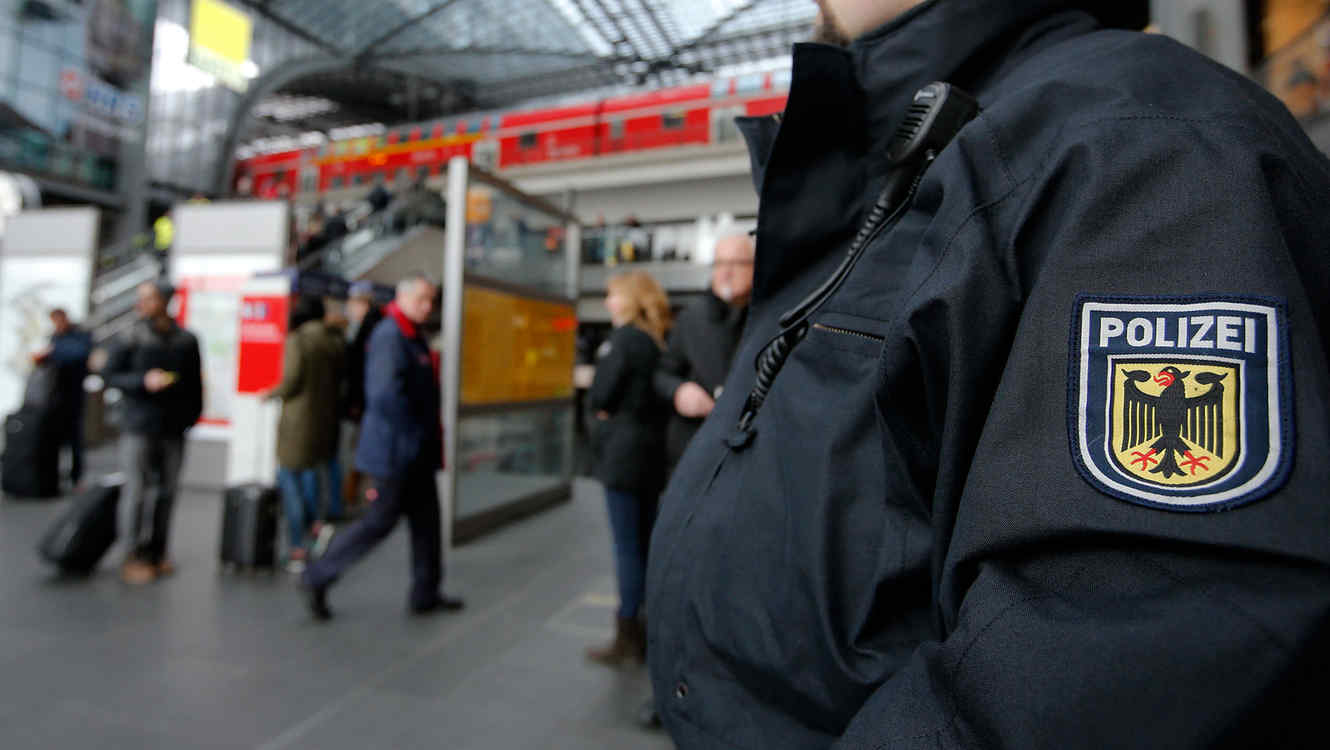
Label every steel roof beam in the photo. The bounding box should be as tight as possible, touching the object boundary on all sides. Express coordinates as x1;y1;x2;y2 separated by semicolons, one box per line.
351;0;465;59
212;54;350;195
372;45;622;62
233;0;347;57
588;0;648;62
562;0;626;55
633;0;678;53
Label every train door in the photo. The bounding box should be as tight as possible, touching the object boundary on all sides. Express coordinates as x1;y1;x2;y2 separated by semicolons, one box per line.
472;138;498;171
711;105;745;145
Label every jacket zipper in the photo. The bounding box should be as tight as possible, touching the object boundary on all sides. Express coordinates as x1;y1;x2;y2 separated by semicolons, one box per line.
811;323;885;342
735;164;928;434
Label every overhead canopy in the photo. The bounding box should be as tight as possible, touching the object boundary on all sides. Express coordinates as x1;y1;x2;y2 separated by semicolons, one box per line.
236;0;815;130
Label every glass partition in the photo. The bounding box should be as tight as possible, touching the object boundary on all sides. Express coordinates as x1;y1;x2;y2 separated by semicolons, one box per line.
462;172;569;296
442;159;578;543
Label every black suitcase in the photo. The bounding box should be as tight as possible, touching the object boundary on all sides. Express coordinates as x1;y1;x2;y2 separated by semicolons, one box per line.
38;479;121;574
3;407;60;499
219;484;279;570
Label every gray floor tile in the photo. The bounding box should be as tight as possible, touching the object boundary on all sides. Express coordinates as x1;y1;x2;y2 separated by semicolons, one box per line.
0;449;672;750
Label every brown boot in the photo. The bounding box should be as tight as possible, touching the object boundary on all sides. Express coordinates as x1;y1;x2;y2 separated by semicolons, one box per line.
587;616;646;667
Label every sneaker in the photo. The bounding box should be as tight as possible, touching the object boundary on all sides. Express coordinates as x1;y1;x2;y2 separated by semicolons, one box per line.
121;560;157;585
311;524;336;559
286;548;307;575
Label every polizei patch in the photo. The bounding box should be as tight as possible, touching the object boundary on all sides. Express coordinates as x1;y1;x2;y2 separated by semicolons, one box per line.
1069;296;1292;511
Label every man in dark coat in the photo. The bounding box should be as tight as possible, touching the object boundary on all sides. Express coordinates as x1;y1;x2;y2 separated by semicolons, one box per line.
646;1;1330;747
653;233;754;472
302;273;463;620
344;281;384;423
340;281;384;510
33;308;91;488
103;281;203;585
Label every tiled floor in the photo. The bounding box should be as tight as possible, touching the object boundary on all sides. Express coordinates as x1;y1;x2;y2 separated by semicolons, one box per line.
0;449;672;750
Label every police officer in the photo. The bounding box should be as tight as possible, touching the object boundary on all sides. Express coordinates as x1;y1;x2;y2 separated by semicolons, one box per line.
646;1;1330;747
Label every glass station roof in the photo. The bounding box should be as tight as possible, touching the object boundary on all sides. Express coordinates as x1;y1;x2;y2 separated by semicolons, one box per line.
238;0;816;108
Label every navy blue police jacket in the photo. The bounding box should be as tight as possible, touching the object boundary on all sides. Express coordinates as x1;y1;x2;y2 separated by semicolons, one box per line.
646;1;1330;748
354;305;441;478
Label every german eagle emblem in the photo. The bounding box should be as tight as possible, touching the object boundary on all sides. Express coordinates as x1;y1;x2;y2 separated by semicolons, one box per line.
1117;365;1231;482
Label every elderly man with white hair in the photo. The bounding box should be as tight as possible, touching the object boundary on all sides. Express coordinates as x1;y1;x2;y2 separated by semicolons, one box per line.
302;273;463;620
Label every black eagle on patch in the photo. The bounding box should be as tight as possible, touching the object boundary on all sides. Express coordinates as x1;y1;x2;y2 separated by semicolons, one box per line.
1121;367;1227;479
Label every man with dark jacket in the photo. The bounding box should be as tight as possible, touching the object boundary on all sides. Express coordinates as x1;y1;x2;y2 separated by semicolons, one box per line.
340;281;383;509
646;1;1330;747
653;233;754;471
302;273;463;620
103;281;203;585
344;281;384;422
33;308;91;488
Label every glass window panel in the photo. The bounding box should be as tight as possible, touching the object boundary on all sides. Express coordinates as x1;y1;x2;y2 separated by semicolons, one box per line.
456;406;573;520
463;182;568;296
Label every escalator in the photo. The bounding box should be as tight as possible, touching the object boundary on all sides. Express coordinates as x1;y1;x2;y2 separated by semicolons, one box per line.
300;213;446;284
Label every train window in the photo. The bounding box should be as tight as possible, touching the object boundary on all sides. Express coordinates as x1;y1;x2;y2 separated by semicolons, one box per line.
417;165;429;180
736;74;763;94
330;176;343;189
519;132;538;150
301;170;318;193
662;111;686;130
352;173;365;186
609;118;624;140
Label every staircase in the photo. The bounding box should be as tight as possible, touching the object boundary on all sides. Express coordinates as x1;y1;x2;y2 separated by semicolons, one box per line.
87;238;163;347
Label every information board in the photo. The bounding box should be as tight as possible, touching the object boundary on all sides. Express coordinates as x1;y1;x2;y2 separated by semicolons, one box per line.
460;285;576;406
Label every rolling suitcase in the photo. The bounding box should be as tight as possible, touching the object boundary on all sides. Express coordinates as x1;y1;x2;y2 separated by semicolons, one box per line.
3;406;60;499
38;478;122;574
219;483;279;570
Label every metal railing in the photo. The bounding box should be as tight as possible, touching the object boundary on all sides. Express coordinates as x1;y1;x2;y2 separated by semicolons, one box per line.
89;244;162;347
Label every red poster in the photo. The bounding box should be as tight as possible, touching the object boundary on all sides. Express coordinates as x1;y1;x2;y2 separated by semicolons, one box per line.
236;294;289;394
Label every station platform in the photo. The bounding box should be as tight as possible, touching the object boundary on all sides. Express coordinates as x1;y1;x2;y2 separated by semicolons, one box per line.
0;448;671;749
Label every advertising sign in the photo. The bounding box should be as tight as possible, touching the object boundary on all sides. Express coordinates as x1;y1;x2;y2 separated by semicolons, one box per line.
235;294;289;394
0;0;157;192
0;208;97;421
175;275;247;427
187;0;254;93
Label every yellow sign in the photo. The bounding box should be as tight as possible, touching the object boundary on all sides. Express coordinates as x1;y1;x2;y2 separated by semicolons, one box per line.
188;0;253;92
461;285;576;406
466;187;493;224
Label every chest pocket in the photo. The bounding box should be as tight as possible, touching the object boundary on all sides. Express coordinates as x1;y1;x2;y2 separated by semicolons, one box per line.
687;313;895;689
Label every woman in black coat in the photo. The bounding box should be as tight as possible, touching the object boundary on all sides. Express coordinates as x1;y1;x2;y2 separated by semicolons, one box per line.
586;270;671;666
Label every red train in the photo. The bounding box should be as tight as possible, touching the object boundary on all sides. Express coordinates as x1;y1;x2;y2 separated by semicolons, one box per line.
235;70;790;199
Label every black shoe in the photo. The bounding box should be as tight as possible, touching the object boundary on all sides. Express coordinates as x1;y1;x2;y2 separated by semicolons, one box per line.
305;584;332;621
410;594;465;615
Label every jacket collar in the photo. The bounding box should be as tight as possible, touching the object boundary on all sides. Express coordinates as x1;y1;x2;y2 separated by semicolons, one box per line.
742;1;1126;299
385;301;419;340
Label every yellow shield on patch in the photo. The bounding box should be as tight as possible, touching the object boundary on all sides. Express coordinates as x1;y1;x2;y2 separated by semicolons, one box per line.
1107;359;1241;488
